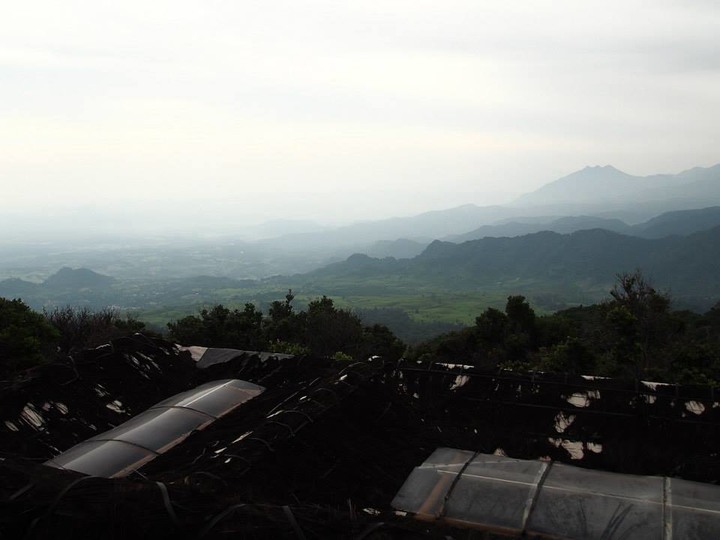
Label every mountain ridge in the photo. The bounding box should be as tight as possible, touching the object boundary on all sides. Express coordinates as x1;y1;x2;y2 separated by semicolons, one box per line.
512;163;720;209
297;225;720;310
439;206;720;244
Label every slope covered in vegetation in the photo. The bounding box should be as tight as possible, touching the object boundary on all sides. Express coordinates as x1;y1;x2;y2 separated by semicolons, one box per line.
2;272;719;384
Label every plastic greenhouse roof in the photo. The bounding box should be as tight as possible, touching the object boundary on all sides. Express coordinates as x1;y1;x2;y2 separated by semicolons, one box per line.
45;379;264;478
392;448;720;539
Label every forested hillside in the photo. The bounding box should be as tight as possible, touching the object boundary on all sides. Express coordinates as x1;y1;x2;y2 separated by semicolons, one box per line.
304;226;720;311
0;293;404;380
2;272;719;385
407;272;720;384
443;206;720;243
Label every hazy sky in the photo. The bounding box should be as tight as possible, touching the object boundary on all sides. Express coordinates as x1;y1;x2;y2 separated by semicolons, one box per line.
2;0;719;229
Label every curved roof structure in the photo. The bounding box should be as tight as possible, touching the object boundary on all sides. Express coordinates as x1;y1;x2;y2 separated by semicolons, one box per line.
45;379;264;478
393;448;720;539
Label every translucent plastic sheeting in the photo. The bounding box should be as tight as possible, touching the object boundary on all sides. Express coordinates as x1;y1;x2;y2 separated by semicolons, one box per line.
153;379;264;418
179;346;294;369
392;448;720;539
528;462;662;539
87;407;215;452
45;440;155;478
195;348;243;368
671;478;720;539
45;379;264;477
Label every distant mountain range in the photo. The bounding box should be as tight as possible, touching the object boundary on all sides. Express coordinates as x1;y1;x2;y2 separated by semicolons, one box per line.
633;206;720;238
254;204;509;252
441;206;720;244
298;224;720;311
250;163;720;258
2;162;720;317
510;163;720;215
443;216;632;243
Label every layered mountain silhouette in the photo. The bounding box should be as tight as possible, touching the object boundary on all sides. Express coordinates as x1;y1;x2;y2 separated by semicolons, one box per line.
444;216;633;243
440;206;720;244
634;206;720;238
251;163;720;258
301;225;720;310
2;162;720;314
510;163;720;215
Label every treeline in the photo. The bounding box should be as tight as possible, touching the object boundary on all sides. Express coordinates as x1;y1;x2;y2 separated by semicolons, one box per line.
3;273;720;384
0;299;147;377
0;293;405;379
167;292;405;362
408;271;720;384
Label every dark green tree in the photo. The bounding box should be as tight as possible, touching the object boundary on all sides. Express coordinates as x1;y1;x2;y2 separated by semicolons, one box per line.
475;307;508;345
505;295;537;338
167;314;205;345
303;296;364;358
503;295;538;362
540;337;597;374
604;270;675;375
168;303;266;349
358;323;406;361
0;298;59;375
265;289;302;344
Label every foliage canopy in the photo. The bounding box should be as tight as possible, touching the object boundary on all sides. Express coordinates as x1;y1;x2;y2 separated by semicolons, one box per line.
0;298;59;375
408;272;720;384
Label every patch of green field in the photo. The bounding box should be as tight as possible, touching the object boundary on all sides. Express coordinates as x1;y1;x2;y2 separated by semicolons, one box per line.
134;306;197;330
313;291;508;325
131;277;607;331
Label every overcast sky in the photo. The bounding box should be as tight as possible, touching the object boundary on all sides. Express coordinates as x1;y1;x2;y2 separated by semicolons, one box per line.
2;0;719;230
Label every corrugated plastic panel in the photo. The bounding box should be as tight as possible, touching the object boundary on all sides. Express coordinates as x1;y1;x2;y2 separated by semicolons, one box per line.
45;379;264;477
88;407;214;453
446;453;546;532
45;440;155;478
392;448;546;532
528;463;662;539
670;478;720;538
393;448;720;539
152;379;264;418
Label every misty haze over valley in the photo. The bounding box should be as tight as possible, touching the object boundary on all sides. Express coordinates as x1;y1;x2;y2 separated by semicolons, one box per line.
1;0;719;345
3;162;720;340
